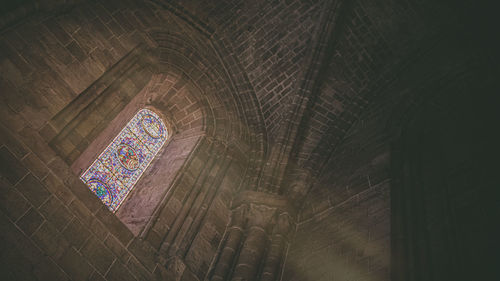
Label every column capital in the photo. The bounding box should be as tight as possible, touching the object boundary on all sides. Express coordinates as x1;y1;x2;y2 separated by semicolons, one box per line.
274;212;293;236
247;203;276;229
229;204;248;227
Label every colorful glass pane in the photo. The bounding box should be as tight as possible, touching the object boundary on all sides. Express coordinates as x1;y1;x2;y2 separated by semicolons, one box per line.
80;109;168;212
128;109;167;153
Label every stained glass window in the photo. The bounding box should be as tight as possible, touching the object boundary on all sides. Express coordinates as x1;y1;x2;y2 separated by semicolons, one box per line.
80;109;168;212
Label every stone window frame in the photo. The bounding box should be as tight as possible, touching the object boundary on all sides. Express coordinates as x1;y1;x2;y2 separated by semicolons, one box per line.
70;101;185;236
79;108;170;213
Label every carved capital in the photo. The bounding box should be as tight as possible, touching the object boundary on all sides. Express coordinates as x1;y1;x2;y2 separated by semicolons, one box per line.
275;212;292;236
230;204;248;228
247;203;276;229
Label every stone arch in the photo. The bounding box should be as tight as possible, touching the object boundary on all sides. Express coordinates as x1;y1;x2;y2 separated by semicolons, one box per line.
5;5;273;269
145;26;268;191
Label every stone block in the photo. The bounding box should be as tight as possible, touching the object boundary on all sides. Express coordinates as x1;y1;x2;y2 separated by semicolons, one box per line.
66;40;87;63
172;179;192;203
106;261;137;281
0;146;28;185
0;176;31;221
94;4;112;23
68;176;103;213
81;236;116;275
0;248;38;280
114;11;135;33
39;123;58;142
127;238;157;271
128;256;153;280
0;210;43;263
0;125;28;158
43;18;72;46
16;207;44;236
106;19;126;38
68;199;93;226
32;222;69;260
90;17;113;39
0;40;32;76
32;256;69;281
72;26;95;55
21;152;49;180
104;234;131;263
181;268;200;281
47;157;72;183
74;116;98;139
88;218;109;240
39;195;73;229
57;247;94;281
89;271;106;281
42;173;75;205
153;264;176;281
16;173;51;208
17;126;56;163
40;32;74;67
96;206;133;245
145;228;163;249
62;218;91;250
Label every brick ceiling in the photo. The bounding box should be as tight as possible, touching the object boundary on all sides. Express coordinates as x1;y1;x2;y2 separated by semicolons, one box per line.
0;0;473;201
161;0;459;183
163;0;327;141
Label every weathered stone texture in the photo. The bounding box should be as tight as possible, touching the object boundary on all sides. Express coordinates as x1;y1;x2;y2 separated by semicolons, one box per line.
286;184;390;281
0;100;160;280
0;1;162;132
1;0;498;280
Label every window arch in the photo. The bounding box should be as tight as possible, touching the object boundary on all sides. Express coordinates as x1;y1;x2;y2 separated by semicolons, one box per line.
80;108;168;212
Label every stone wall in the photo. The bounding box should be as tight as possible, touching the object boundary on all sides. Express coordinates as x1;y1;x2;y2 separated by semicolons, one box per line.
0;2;257;280
0;0;162;133
283;7;500;278
0;113;242;281
0;122;162;280
284;83;393;281
2;0;499;280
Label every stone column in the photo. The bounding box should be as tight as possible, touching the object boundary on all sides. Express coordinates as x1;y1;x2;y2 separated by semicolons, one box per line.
231;204;275;281
261;212;292;281
211;205;248;281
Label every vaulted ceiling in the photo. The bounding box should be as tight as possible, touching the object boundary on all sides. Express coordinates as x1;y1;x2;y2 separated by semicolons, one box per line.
1;0;483;207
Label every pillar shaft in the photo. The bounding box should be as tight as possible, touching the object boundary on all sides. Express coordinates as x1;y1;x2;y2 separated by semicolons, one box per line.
231;226;268;281
211;226;244;281
261;213;291;281
261;234;286;281
211;205;247;281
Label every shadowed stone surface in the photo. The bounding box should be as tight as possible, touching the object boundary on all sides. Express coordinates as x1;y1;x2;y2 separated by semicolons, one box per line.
0;0;499;280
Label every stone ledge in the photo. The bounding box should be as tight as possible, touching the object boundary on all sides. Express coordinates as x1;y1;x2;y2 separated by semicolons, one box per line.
231;190;296;217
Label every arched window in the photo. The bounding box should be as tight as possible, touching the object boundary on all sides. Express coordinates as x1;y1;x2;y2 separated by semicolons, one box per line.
80;108;168;212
